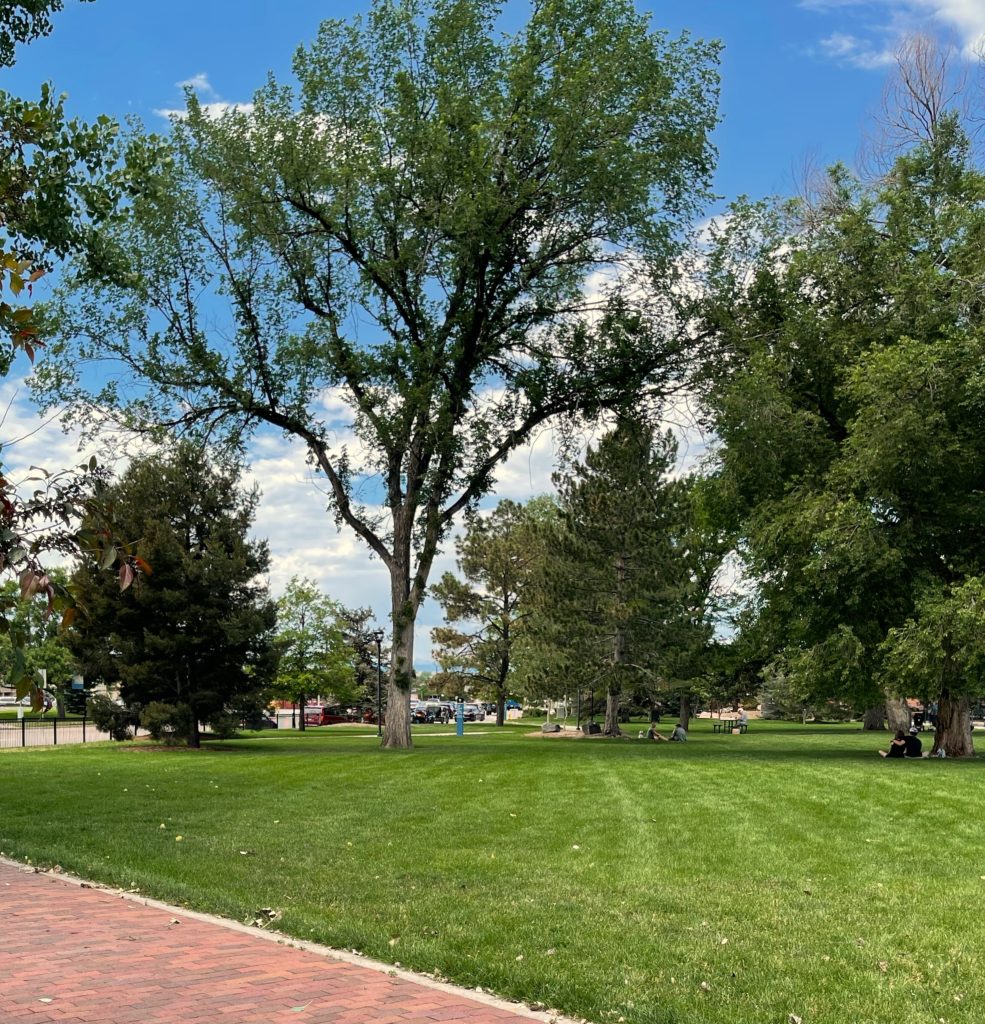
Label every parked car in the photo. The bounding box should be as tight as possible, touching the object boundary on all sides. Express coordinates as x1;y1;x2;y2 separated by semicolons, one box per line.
241;713;277;730
463;702;484;721
303;705;350;726
411;701;436;724
422;700;455;723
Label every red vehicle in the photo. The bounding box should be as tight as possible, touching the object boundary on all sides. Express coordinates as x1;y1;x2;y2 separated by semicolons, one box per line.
303;706;350;726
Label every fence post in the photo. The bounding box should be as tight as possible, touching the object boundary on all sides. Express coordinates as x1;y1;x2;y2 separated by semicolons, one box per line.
21;716;25;747
82;713;86;743
53;716;57;746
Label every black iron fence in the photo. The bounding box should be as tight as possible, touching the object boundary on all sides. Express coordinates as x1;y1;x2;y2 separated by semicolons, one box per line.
0;714;115;750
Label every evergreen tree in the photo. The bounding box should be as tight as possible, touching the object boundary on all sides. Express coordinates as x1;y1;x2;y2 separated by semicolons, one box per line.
69;444;277;747
521;420;711;735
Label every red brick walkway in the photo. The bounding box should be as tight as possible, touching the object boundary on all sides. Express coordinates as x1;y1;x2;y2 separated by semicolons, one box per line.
0;861;558;1024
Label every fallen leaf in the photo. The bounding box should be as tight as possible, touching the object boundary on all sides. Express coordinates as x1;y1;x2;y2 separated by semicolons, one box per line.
878;961;888;973
700;981;711;992
788;1015;802;1024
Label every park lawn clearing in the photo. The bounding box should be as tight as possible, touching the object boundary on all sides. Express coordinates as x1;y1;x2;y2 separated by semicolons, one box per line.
1;721;982;1024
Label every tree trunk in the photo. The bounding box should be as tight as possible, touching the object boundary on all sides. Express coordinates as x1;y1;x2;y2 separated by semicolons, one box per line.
382;564;415;749
603;685;622;736
679;693;693;730
885;695;910;733
187;716;200;749
861;705;885;731
298;693;306;732
932;688;974;757
496;689;505;727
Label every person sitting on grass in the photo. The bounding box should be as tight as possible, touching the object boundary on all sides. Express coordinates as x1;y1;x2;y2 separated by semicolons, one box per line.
641;723;687;742
903;726;925;758
879;730;907;758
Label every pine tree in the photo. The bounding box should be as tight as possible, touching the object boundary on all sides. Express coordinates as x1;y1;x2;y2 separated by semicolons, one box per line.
69;444;277;747
522;420;709;735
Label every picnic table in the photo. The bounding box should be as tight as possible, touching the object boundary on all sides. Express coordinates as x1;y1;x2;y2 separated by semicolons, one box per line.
712;719;748;733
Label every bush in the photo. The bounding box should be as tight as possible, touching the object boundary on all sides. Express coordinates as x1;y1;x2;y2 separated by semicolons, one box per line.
87;695;138;741
206;711;241;740
139;702;189;744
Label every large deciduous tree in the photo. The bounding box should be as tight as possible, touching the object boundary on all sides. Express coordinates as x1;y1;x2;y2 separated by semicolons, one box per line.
430;497;551;726
699;113;985;755
68;444;277;747
37;0;720;747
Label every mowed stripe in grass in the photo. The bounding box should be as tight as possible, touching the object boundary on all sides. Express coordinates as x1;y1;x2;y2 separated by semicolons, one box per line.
1;722;983;1024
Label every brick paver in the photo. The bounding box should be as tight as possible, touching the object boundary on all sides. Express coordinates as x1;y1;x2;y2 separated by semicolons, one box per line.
0;862;559;1024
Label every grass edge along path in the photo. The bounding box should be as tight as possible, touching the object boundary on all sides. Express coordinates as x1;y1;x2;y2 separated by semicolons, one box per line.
0;855;580;1024
0;722;983;1024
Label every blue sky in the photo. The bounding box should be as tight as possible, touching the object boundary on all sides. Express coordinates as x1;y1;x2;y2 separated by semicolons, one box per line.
3;0;984;668
7;1;983;207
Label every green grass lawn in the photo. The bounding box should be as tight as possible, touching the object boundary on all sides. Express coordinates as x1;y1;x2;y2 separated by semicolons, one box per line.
1;720;982;1024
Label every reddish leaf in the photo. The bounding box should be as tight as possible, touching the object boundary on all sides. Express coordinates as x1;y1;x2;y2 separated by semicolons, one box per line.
134;556;152;576
119;561;135;591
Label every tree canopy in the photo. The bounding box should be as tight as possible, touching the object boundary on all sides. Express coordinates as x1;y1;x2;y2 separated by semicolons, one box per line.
430;497;552;725
0;0;124;705
699;113;985;754
519;419;713;735
68;444;277;747
272;576;357;726
36;0;720;747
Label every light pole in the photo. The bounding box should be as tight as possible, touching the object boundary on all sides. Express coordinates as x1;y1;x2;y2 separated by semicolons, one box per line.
370;630;385;737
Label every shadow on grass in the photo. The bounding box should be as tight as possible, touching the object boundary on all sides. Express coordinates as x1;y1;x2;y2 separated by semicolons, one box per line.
192;721;984;770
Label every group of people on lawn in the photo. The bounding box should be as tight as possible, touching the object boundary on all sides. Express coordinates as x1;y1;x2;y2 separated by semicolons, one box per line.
642;706;751;743
644;722;689;742
879;727;924;758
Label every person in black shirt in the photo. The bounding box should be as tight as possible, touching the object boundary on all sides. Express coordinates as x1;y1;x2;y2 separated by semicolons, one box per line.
879;730;907;758
904;726;923;758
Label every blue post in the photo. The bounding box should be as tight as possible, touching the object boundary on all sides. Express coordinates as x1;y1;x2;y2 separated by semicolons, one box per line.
456;702;464;737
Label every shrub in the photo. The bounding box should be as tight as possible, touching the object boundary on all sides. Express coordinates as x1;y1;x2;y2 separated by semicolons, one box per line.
139;702;189;744
205;711;241;739
87;695;138;741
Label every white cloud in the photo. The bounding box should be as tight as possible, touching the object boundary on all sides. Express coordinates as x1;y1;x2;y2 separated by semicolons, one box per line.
154;72;253;121
153;101;254;122
804;0;985;66
819;31;897;67
176;73;216;96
